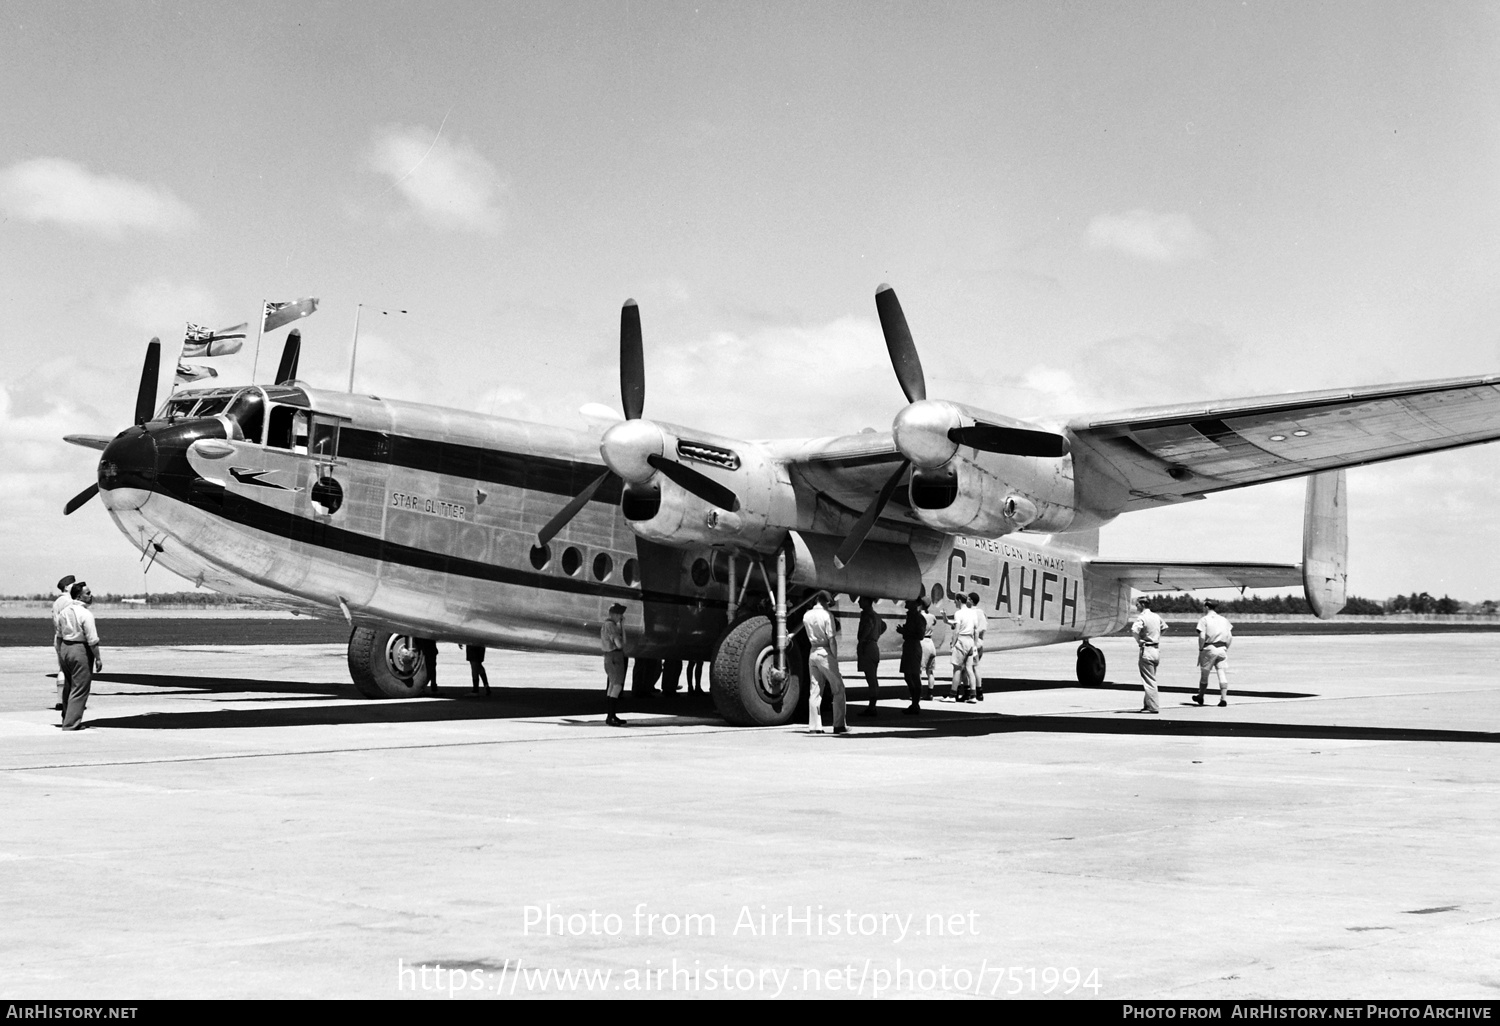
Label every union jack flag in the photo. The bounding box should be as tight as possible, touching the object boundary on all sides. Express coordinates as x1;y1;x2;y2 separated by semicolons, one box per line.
182;322;247;357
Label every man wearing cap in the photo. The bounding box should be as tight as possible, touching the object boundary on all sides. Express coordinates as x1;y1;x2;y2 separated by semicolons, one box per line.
601;603;628;726
1194;598;1233;707
55;581;102;730
802;592;847;735
968;591;988;703
51;574;77;711
1129;596;1166;713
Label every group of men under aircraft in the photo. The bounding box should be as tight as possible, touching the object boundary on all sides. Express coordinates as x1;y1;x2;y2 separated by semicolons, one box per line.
598;589;1236;731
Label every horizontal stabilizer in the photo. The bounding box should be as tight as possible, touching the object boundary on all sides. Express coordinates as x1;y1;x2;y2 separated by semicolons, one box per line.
1088;560;1302;592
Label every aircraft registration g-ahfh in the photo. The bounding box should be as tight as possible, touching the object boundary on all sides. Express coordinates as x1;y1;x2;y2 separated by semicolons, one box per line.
62;285;1500;725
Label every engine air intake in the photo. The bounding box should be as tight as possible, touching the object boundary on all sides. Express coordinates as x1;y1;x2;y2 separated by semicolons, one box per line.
676;439;741;470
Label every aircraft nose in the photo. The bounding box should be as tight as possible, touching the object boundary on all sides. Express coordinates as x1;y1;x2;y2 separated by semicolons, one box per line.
98;426;158;510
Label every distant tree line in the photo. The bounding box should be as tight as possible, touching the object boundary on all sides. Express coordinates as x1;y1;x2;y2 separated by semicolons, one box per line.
9;591;264;607
1140;592;1493;615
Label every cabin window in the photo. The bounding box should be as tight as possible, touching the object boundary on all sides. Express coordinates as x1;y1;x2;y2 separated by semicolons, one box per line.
592;553;614;581
309;416;340;458
561;546;583;577
622;558;639;587
264;407;310;452
529;544;551;570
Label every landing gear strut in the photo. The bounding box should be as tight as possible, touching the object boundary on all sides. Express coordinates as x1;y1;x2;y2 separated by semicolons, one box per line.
348;626;432;698
710;546;802;726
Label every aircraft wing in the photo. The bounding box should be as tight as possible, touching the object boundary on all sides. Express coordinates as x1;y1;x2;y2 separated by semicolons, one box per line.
774;431;915;524
1087;560;1302;591
1067;373;1500;513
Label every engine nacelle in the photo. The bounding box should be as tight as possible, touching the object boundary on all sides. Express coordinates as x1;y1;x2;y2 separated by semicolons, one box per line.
908;450;1078;537
623;427;796;552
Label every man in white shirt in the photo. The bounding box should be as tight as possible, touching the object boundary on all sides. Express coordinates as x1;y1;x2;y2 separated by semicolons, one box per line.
967;591;988;703
1194;598;1233;707
601;603;628;727
55;581;102;730
1129;596;1166;713
51;573;77;711
947;593;979;703
802;592;847;734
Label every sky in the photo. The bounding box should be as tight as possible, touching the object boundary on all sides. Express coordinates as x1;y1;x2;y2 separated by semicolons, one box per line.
3;0;1499;600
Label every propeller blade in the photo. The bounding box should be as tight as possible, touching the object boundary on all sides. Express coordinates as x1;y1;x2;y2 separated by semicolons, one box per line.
63;434;112;451
646;454;740;512
834;459;910;570
274;328;302;384
536;469;614;548
875;284;925;404
134;338;161;425
949;423;1069;458
620;300;644;420
64;483;99;516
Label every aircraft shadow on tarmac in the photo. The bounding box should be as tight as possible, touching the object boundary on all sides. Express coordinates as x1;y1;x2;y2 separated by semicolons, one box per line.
83;673;1496;743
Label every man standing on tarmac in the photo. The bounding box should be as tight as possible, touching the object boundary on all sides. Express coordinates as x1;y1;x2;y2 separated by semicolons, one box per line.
51;574;76;711
967;591;988;703
948;593;979;703
803;592;847;735
1194;598;1234;707
601;603;628;726
55;581;102;731
1130;596;1166;713
896;598;930;715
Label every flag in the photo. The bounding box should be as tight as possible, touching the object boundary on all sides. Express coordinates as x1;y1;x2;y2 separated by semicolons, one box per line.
175;361;218;385
182;322;247;357
263;297;318;332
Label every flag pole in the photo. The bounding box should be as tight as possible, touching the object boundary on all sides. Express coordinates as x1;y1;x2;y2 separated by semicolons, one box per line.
249;300;266;382
347;303;364;393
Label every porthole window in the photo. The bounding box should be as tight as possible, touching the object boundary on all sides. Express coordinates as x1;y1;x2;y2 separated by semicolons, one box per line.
690;557;711;588
623;558;639;587
593;553;614;581
931;583;945;604
529;544;551;570
561;546;583;576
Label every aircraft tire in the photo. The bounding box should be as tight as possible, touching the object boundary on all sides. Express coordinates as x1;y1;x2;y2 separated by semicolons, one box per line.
1075;639;1106;686
347;626;431;699
710;614;802;727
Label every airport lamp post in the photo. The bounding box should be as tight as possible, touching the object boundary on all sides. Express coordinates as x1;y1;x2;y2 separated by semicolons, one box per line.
348;304;407;393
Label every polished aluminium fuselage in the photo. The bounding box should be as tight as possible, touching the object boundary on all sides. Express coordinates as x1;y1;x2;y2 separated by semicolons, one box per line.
99;384;1132;660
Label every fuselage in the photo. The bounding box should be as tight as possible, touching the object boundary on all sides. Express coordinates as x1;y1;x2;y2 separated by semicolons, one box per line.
95;382;1133;661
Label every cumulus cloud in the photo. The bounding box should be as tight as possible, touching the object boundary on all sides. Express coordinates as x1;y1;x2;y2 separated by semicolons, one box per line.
1086;209;1209;263
368;124;505;233
0;158;196;237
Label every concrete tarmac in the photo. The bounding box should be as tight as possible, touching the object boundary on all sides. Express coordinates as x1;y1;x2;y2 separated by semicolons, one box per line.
2;633;1497;1000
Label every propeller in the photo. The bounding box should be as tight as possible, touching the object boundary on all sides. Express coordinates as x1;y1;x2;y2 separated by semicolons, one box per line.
65;338;161;516
274;329;301;385
534;300;740;547
834;286;1069;567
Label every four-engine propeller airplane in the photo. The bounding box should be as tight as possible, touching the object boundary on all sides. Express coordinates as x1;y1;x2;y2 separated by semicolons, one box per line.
62;285;1500;725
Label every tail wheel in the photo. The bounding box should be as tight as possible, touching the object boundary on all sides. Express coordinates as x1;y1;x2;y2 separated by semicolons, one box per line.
1076;639;1106;686
348;626;432;698
710;614;802;726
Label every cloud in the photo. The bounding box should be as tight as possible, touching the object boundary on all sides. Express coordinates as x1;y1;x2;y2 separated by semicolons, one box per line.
368;125;505;233
1086;209;1209;263
0;158;196;237
119;279;220;335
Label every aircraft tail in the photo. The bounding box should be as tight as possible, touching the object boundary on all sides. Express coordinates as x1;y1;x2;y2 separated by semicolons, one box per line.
1302;470;1347;619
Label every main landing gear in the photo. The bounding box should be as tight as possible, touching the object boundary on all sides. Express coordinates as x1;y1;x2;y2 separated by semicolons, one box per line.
348;627;432;698
710;544;803;727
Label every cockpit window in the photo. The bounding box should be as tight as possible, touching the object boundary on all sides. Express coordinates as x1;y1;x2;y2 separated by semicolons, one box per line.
158;396;200;420
266;405;310;452
193;395;230;417
224;389;266;444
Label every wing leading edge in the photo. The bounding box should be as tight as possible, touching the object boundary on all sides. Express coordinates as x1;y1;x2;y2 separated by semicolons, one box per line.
1068;373;1500;513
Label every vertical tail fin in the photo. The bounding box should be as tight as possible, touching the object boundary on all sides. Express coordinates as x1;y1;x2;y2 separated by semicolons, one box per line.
1302;470;1347;619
